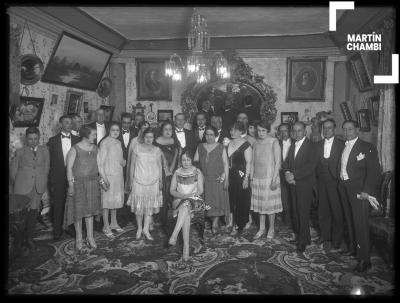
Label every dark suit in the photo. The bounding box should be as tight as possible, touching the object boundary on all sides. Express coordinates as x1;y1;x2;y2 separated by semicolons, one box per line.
282;137;317;246
86;122;110;145
244;105;261;123
338;138;381;261
193;127;207;146
221;109;237;134
216;129;229;144
47;133;80;236
315;137;345;247
279;138;295;229
117;127;138;179
172;128;196;156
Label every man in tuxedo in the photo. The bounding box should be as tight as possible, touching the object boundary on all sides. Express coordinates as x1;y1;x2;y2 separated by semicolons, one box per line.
70;114;83;137
338;120;381;272
132;112;145;134
10;127;50;251
211;115;229;143
282;122;317;253
87;108;110;145
237;113;255;146
192;112;207;146
221;96;237;134
243;95;261;123
315;119;345;253
173;113;195;156
277;123;295;231
47;115;80;240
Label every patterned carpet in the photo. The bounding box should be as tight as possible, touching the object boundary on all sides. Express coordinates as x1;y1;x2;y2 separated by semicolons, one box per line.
8;216;394;295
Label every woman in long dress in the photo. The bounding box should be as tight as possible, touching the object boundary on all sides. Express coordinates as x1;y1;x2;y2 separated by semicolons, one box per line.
227;122;252;236
250;120;282;240
97;122;126;239
64;125;102;251
168;150;208;261
153;121;180;235
194;126;229;234
126;127;163;240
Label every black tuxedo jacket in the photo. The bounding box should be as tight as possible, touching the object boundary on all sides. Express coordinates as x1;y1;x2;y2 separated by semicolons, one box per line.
47;133;80;186
221;109;237;133
315;137;345;180
282;137;317;188
338;138;381;196
193;127;207;145
117;127;138;161
86;121;110;145
216;129;229;144
172;128;196;155
279;138;295;164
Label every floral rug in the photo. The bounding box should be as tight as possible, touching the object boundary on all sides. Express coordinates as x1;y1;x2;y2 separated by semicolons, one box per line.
8;216;394;295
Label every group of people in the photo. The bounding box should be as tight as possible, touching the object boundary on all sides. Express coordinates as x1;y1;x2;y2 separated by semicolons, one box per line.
10;102;381;271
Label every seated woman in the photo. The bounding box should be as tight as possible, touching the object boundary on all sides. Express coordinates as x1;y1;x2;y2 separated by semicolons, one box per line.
168;150;209;261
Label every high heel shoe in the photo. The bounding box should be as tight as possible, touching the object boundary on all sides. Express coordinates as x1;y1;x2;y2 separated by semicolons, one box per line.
168;237;177;246
86;237;97;249
75;239;83;251
253;230;265;240
110;225;124;233
266;230;275;241
102;228;115;239
182;246;190;262
136;229;142;240
143;230;154;241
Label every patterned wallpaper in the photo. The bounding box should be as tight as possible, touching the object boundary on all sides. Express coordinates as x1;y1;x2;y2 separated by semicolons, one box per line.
10;21;110;146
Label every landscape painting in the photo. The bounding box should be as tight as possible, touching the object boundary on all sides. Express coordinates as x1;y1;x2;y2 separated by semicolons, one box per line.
41;32;112;91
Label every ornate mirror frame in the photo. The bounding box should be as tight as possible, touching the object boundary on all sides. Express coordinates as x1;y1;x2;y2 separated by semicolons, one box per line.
181;51;278;127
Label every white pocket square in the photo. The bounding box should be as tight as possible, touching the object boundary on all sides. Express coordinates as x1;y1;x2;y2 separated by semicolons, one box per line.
356;153;365;161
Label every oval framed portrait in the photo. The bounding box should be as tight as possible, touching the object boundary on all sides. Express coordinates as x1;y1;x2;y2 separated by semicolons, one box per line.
20;54;44;85
146;111;157;123
97;77;113;98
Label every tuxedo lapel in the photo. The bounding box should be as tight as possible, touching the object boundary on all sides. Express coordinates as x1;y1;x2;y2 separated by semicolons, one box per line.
294;139;307;167
346;138;361;173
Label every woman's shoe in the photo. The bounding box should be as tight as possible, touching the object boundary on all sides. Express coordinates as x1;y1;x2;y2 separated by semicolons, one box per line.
183;246;190;262
87;237;97;249
111;225;124;233
244;222;252;230
136;229;142;240
266;230;275;241
102;228;115;239
253;230;266;240
168;237;177;246
143;230;154;241
75;239;83;251
230;228;238;236
211;226;218;235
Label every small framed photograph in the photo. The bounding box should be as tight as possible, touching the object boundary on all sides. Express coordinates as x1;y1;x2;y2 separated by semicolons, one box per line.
357;109;371;132
368;95;380;126
136;58;171;100
340;102;353;121
281;112;299;124
157;110;173;123
349;52;374;92
286;57;326;102
50;94;58;106
100;105;115;123
65;90;83;115
10;96;45;127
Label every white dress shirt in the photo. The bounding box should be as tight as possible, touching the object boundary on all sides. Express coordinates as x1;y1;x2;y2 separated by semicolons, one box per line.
61;131;72;165
122;129;130;148
282;138;291;161
198;127;205;141
71;130;79;137
175;128;186;148
96;122;106;143
294;136;306;158
340;137;358;180
323;137;334;159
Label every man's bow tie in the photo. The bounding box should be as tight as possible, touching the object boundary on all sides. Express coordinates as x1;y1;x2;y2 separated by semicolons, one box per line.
176;129;184;133
61;134;70;139
198;127;205;131
122;130;130;134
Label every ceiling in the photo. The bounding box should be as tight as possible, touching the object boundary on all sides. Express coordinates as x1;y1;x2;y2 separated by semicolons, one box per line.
79;7;346;40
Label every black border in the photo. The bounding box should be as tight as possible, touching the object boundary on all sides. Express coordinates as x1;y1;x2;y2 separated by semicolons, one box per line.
157;109;174;123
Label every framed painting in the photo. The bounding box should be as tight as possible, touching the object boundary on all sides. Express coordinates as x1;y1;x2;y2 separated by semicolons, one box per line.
349;52;374;92
136;58;171;100
65;90;83;115
157;110;173;123
281;112;298;125
10;96;44;127
41;32;112;91
357;109;371;132
368;95;380;126
340;102;353;121
100;105;115;123
286;57;326;102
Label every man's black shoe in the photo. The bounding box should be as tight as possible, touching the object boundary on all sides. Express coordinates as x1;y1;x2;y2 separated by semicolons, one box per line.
297;244;306;253
354;260;372;273
341;249;356;256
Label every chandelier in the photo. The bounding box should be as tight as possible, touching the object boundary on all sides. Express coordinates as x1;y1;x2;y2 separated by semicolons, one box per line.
165;8;230;84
